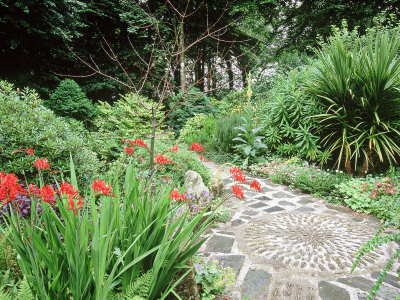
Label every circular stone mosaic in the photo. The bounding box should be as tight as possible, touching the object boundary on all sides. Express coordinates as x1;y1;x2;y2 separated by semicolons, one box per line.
242;213;391;274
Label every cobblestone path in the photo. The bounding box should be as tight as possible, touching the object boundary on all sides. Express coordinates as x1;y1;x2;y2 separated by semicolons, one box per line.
199;161;400;300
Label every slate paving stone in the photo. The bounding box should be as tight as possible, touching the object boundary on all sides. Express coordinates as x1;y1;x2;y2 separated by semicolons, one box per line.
231;219;244;226
295;207;315;212
337;276;399;300
256;195;272;201
371;272;400;289
326;204;350;214
352;217;363;223
278;200;295;206
264;206;285;213
242;269;272;299
261;187;275;193
242;210;259;216
205;235;235;253
215;254;245;276
242;216;252;220
367;216;381;226
357;293;368;300
318;281;350;300
222;178;232;185
298;197;316;205
217;230;234;236
246;191;260;197
249;202;268;209
272;191;295;198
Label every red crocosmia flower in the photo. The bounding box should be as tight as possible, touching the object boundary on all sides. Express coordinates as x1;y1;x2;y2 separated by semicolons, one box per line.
26;148;34;156
76;197;84;210
169;146;179;152
233;173;247;184
155;154;173;165
34;158;50;170
232;185;245;199
190;142;204;152
250;180;261;192
29;184;41;195
169;189;186;202
0;173;26;204
91;179;112;196
199;154;204;161
123;138;149;150
124;146;134;156
58;182;79;201
229;167;242;176
40;185;55;203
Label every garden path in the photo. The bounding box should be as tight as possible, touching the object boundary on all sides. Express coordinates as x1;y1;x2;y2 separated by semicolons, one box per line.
199;160;400;300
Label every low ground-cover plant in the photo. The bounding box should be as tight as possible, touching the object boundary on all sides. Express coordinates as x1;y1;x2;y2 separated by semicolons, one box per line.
252;158;348;199
0;80;101;185
194;254;235;300
1;156;215;299
336;176;399;220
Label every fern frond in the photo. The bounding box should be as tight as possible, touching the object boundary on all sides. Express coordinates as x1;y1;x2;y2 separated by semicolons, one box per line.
17;278;34;300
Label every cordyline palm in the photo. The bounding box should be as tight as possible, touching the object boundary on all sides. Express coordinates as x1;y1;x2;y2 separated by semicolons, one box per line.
309;29;400;174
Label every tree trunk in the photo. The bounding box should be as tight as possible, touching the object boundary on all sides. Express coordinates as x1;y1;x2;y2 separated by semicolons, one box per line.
179;22;186;92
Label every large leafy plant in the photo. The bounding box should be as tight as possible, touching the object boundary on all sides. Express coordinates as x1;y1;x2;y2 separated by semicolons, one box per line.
4;157;215;299
308;27;400;174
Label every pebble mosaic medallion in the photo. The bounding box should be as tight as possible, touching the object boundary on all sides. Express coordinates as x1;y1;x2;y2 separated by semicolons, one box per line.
242;212;390;275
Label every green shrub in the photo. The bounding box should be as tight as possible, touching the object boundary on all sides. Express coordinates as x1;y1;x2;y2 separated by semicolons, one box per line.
178;114;216;149
258;65;322;160
0;80;101;184
214;90;247;117
46;79;96;122
169;88;216;136
308;26;400;174
215;114;243;153
95;92;165;137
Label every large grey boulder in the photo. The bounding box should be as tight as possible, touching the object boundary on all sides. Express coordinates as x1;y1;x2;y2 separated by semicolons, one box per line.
184;170;212;208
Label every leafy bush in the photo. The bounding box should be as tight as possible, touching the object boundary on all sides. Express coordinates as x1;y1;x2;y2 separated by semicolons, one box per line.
215;114;243;153
214;90;247;117
95;92;165;137
178;114;216;150
336;176;399;220
308;26;400;174
46;79;96;122
4;159;215;300
258;65;322;160
0;80;101;184
169;89;215;136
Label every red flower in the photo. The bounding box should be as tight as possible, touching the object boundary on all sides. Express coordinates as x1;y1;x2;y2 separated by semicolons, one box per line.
91;179;112;196
26;148;34;156
124;146;134;156
123;138;149;150
232;185;245;199
58;182;83;214
233;172;247;184
155;154;173;165
169;189;186;202
199;154;204;161
39;185;55;203
229;167;242;176
250;180;262;192
190;142;204;152
169;146;179;152
29;184;41;195
0;173;26;204
34;158;50;170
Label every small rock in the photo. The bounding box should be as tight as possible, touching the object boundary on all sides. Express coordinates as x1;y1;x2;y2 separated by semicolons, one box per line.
295;207;315;212
231;219;244;226
184;170;212;208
